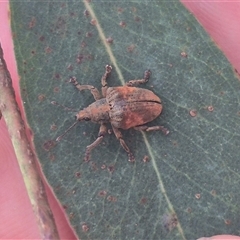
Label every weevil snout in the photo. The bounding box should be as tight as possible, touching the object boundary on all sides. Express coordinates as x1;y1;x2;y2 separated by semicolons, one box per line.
55;109;91;142
75;109;91;122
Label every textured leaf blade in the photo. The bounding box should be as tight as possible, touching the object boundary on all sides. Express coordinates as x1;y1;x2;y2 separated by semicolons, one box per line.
10;1;240;239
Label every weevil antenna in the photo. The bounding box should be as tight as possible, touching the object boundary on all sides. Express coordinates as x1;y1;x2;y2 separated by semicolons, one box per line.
56;121;78;142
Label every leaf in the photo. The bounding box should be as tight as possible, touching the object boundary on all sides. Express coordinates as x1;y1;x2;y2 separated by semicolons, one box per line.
10;1;240;239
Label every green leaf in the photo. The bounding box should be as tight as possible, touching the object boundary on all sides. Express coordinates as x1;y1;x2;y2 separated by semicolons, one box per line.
10;1;240;239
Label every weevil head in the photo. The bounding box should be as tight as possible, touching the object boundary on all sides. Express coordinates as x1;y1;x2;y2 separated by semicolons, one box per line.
75;108;91;122
76;99;110;123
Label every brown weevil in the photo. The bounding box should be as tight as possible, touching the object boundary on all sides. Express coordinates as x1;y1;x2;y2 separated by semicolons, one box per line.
56;65;167;162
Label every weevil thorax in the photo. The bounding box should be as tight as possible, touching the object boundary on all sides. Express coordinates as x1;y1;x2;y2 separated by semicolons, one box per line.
75;98;110;123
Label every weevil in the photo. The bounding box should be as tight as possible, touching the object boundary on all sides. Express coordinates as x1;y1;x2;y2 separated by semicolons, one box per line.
56;65;167;162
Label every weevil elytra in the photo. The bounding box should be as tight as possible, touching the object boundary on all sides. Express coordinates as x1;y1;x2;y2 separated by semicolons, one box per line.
56;65;167;162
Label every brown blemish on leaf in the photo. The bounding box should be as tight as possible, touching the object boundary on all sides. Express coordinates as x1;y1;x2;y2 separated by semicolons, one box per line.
48;153;55;161
76;54;84;64
62;205;67;210
139;197;148;205
101;164;106;169
84;10;90;17
127;44;135;53
82;223;90;232
107;195;117;202
86;54;93;61
45;47;52;54
129;156;135;163
42;140;56;151
117;7;124;13
224;219;231;225
76;53;93;64
69;12;76;17
142;155;150;163
162;213;178;232
195;193;201;199
39;36;45;42
98;190;107;197
54;185;62;193
54;73;61;79
134;16;141;22
28;17;36;28
132;7;137;13
75;172;81;178
207;105;214;112
50;123;57;131
38;94;45;102
67;64;73;71
108;165;115;174
81;41;86;48
90;19;97;25
90;162;98;170
69;212;74;220
186;207;192;213
106;37;113;44
86;32;93;37
54;17;67;35
53;87;60;93
119;21;126;28
189;109;197;117
181;51;188;58
211;190;217;196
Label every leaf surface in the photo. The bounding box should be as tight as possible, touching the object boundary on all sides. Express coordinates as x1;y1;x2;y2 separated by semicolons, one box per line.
10;1;240;239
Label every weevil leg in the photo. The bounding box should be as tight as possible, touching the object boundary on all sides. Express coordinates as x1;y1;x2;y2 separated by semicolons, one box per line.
85;123;107;161
101;65;112;97
112;126;135;162
134;125;169;135
125;69;151;87
69;76;101;100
